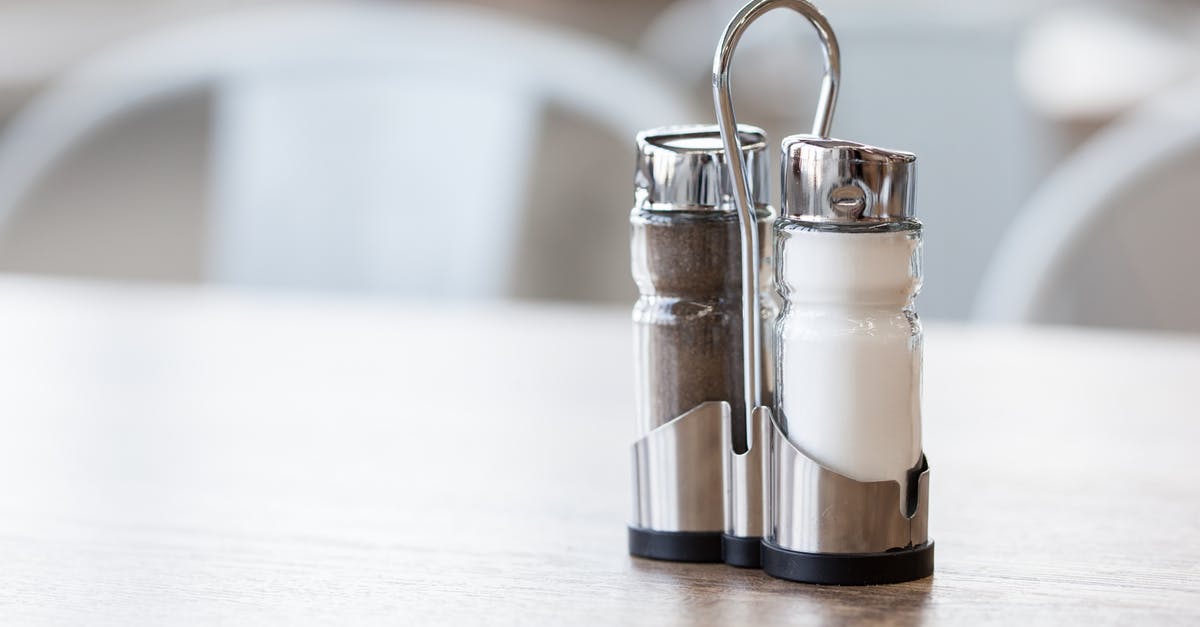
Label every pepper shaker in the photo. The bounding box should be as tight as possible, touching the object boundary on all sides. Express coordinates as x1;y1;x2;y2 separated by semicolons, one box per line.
714;0;933;584
628;125;775;563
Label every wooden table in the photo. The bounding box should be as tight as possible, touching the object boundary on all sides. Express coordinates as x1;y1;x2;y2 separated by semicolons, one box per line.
0;277;1197;624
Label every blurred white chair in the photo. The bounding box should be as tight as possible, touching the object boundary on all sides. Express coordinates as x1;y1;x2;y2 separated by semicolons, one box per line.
1016;3;1194;122
975;76;1200;331
639;0;1048;320
0;2;697;297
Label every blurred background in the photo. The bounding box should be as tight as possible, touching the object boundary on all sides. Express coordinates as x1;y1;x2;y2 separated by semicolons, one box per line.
0;0;1196;330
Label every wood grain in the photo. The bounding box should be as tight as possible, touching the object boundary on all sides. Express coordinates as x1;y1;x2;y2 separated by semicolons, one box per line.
0;277;1196;625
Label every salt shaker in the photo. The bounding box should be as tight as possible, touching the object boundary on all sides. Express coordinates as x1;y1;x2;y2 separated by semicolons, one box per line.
628;125;775;563
714;0;933;584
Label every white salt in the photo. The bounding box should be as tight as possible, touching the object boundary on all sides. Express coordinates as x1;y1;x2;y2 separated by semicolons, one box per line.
776;227;923;501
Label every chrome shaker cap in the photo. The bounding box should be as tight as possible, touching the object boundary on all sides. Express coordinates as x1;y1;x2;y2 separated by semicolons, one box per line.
635;124;769;211
781;135;916;224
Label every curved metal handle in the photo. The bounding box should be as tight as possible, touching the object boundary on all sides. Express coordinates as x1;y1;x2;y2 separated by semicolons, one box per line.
712;0;841;441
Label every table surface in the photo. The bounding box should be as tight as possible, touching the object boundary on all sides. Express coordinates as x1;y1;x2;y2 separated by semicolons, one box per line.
0;277;1197;625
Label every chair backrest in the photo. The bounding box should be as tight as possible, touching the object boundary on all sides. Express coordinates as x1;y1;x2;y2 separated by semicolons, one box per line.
974;76;1200;331
0;3;698;297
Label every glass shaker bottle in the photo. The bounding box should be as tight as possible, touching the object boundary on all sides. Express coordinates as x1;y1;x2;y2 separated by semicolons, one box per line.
764;136;932;584
628;125;775;563
712;0;933;584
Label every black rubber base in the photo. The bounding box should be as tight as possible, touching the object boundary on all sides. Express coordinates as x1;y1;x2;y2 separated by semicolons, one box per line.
721;534;762;568
628;527;723;563
761;541;934;585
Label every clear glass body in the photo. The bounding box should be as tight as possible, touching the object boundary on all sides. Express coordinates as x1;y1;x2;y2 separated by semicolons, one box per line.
774;218;923;492
630;206;776;451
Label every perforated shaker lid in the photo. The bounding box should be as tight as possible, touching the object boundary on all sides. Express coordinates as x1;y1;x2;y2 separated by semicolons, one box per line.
781;135;917;224
635;124;769;211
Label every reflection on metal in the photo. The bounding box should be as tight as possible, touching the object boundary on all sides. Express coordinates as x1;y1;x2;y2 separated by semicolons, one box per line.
768;411;930;554
635;125;769;212
781;136;917;223
631;401;727;532
722;405;769;538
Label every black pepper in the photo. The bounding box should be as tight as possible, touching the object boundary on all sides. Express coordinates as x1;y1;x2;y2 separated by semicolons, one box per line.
631;206;775;452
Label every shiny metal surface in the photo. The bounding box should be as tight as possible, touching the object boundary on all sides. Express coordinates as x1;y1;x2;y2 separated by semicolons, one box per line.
768;413;930;554
631;401;728;532
722;405;769;538
781;136;917;224
634;125;769;212
712;0;841;450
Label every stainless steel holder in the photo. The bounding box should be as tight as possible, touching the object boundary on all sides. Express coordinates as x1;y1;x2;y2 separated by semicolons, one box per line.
711;0;839;569
630;401;728;561
720;406;769;566
763;407;933;584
